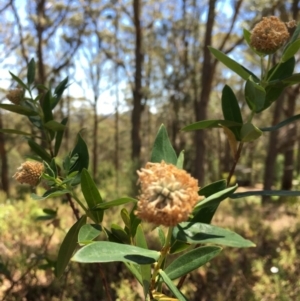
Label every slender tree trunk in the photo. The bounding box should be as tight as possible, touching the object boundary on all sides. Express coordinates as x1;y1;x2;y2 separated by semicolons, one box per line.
0;111;9;196
194;0;217;185
281;88;298;190
92;102;98;180
131;0;144;164
262;95;284;203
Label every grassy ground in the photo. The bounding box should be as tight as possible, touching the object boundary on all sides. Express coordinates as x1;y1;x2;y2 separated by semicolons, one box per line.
0;189;300;301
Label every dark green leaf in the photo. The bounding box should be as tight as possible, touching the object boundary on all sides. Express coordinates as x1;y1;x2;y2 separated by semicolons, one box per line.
9;72;28;90
244;79;266;113
52;77;68;110
68;134;89;185
182;120;242;132
231;190;300;199
0;104;38;116
192;184;238;224
221;85;243;140
111;224;131;244
199;180;227;197
78;224;102;245
209;47;253;80
240;123;263;142
282;39;300;62
169;240;190;254
174;222;255;248
0;129;33;136
158;270;188;301
42;90;54;123
151;124;177;165
260;114;300;132
281;73;300;85
130;204;141;238
54;117;68;156
81;169;104;223
27;58;36;85
28;139;52;163
283;24;300;51
55;215;87;277
72;241;160;264
165;246;222;280
94;197;137;210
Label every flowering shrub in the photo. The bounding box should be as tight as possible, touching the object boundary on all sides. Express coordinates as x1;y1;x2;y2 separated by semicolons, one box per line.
2;16;300;300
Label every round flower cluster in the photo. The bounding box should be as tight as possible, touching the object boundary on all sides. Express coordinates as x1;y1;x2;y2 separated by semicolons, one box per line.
6;88;24;105
13;161;44;186
250;16;294;54
135;161;201;227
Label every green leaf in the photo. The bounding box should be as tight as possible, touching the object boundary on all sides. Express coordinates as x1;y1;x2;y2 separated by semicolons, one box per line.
31;188;70;201
192;184;237;224
72;242;160;264
199;180;227;197
124;262;143;285
194;185;238;211
165;246;222;280
282;39;300;62
151;124;177;165
52;77;69;110
42;90;54;123
244;79;266;113
240;123;263;142
44;120;66;131
9;72;28;90
121;208;131;229
231;190;300;199
93;197;137;210
284;24;300;50
27;58;36;86
136;225;151;299
169;240;190;254
78;224;102;245
243;28;266;57
176;150;184;169
209;47;254;80
68;134;89;185
130;204;141;238
158;227;166;247
281;73;300;85
54;117;68;156
158;270;188;301
28;139;52;163
111;224;131;244
221;85;243;140
55;215;87;277
260;114;300;132
0;104;38;116
0;129;33;136
174;222;255;248
182;120;242;132
81;169;104;223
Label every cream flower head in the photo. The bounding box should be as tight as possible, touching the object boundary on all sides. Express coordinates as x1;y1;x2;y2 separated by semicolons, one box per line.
135;161;201;227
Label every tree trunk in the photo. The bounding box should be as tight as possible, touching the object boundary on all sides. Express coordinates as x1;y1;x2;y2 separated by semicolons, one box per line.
262;95;284;203
194;0;217;185
131;0;144;164
0;111;9;196
281;87;298;190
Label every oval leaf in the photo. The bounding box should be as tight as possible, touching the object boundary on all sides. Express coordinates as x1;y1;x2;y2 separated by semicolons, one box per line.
165;246;222;280
174;222;255;248
72;241;160;264
182;120;242;132
78;224;102;245
55;215;87;278
231;190;300;199
151;124;177;165
240;123;262;142
0;104;38;116
282;39;300;62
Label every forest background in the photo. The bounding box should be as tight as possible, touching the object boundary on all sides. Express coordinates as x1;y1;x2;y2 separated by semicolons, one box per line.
1;0;300;300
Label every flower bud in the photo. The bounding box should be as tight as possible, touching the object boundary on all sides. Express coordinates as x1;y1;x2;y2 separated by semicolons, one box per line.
13;161;44;186
6;88;24;105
